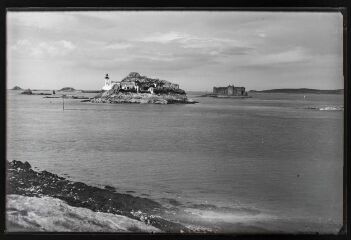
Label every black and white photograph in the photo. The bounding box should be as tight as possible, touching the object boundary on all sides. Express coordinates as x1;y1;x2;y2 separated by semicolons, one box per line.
5;10;344;233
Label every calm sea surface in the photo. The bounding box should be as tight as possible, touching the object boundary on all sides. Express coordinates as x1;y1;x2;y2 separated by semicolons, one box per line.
7;91;343;233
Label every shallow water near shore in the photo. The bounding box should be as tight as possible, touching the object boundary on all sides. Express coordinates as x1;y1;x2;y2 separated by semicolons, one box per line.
6;90;343;233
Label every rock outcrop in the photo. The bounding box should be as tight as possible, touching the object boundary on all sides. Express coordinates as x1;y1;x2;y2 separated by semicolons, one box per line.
91;92;196;104
7;160;190;233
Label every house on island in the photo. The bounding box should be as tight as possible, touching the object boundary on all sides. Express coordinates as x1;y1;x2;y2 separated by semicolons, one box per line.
121;81;139;91
101;72;182;95
213;85;247;96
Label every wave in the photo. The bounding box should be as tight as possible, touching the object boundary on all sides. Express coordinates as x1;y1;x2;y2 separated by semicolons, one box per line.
183;208;273;223
318;106;343;111
157;199;273;233
6;194;161;232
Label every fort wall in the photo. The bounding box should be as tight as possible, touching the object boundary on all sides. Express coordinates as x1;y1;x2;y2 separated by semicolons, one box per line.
213;85;247;96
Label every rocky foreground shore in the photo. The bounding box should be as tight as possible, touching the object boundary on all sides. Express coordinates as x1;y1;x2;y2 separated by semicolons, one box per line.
6;160;190;233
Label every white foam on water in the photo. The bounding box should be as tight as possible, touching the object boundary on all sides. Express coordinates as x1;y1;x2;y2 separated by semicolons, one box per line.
319;106;343;111
181;207;341;234
183;207;275;224
306;105;344;111
6;194;161;232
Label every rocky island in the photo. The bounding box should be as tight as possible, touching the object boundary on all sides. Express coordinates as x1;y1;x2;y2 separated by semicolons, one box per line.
91;72;197;104
11;86;22;90
20;89;52;95
59;87;76;92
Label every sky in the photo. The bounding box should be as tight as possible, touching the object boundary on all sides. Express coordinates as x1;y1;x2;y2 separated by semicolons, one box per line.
7;11;343;91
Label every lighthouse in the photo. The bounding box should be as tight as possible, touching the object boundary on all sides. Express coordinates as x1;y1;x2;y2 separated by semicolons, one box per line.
102;73;111;91
102;73;121;91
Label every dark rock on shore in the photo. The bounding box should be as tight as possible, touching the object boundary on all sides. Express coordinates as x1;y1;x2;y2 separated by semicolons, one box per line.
7;160;190;233
65;95;90;99
34;93;52;95
21;89;52;96
21;89;32;95
43;96;61;98
81;90;103;93
44;95;90;99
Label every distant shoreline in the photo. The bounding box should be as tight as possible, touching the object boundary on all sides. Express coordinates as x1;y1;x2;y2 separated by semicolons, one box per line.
249;88;343;94
9;88;344;95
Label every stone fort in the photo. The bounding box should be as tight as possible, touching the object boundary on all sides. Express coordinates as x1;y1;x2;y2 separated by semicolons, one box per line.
213;85;247;96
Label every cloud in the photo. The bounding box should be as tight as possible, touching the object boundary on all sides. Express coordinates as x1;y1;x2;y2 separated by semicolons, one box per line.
8;12;78;30
141;32;186;44
181;36;246;50
247;47;311;66
10;39;31;50
141;31;249;49
138;31;254;60
104;42;133;50
11;39;76;58
60;40;75;50
7;11;343;90
257;32;266;38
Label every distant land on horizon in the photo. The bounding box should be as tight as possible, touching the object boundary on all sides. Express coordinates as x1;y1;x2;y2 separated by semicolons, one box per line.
9;87;344;95
249;88;344;94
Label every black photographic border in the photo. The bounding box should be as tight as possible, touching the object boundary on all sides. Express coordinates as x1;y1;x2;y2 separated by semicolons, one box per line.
0;1;349;240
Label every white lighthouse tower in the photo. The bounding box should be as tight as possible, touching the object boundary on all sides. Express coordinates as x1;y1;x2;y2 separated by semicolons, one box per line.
102;73;112;91
102;73;121;91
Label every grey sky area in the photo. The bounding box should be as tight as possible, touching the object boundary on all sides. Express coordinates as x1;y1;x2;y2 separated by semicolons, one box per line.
7;11;343;91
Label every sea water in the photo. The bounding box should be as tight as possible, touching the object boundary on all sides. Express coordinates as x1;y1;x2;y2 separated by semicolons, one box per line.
6;91;343;233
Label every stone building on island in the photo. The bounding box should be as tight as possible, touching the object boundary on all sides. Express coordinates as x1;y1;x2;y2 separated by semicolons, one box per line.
213;85;247;96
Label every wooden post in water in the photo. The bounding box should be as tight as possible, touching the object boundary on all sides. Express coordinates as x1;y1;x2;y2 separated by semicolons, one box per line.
62;94;65;111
